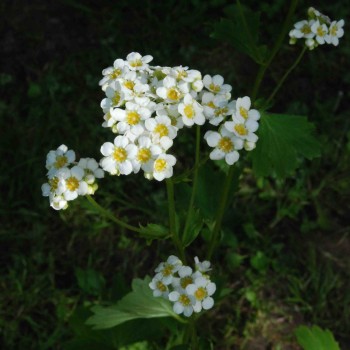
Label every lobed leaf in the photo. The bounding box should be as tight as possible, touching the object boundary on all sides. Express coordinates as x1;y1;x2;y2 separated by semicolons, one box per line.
295;325;340;350
87;277;179;329
251;113;321;178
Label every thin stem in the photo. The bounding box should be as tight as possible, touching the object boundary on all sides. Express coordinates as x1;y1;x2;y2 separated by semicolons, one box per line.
207;166;236;260
264;46;307;108
86;195;143;234
183;126;201;237
251;0;299;102
166;179;185;262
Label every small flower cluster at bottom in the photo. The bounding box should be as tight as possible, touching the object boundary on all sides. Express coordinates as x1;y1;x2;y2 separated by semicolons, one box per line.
149;255;216;317
41;144;104;210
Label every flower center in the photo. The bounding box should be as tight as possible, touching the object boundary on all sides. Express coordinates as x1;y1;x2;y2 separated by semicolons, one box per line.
156;281;167;293
239;106;248;119
49;177;59;191
109;69;121;79
206;101;216;109
194;287;207;301
209;83;220;93
218;137;233;153
113;147;127;162
179;294;191;306
54;155;68;169
180;276;193;289
167;88;181;101
112;92;121;106
330;25;338;36
154;159;167;172
301;24;311;34
66;176;79;192
154;124;169;137
317;26;326;37
184;105;194;119
215;107;228;117
124;80;135;90
137;148;151;163
177;70;187;80
162;263;173;276
126;111;140;125
234;124;248;136
130;59;143;68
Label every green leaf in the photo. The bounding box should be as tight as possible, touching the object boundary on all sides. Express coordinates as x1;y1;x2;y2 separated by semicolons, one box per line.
138;223;170;240
211;2;267;63
181;208;204;247
87;277;181;329
250;251;269;272
251;113;321;178
295;325;340;350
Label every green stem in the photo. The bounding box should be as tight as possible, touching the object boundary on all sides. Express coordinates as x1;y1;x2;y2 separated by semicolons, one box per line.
183;126;201;237
86;195;143;234
166;179;185;262
251;0;299;102
264;46;307;108
207;166;236;260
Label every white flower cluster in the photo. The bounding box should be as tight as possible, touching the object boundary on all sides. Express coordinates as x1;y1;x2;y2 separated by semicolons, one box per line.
99;52;260;178
149;255;216;317
41;144;104;210
289;7;345;49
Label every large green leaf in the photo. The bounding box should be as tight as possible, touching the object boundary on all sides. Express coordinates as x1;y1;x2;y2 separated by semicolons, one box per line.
251;113;321;178
211;2;267;64
295;325;340;350
86;277;180;329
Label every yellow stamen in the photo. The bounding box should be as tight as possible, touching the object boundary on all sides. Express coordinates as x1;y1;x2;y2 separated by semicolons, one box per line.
124;80;135;90
215;107;228;117
234;124;248;136
179;294;191;306
126;111;140;125
184;105;194;119
207;101;216;109
209;83;220;93
218;137;233;153
156;281;167;292
301;24;311;34
112;92;121;106
109;69;121;79
239;106;248;119
66;177;79;192
317;26;325;37
54;155;68;169
162;263;173;276
194;287;207;301
49;177;59;191
180;276;193;289
113;147;127;162
167;88;181;101
137;148;151;163
130;59;143;68
154;124;169;137
154;159;167;172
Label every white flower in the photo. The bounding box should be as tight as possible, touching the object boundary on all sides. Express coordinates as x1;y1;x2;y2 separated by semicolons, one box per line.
111;102;151;136
100;136;137;175
308;7;331;25
46;144;75;174
155;255;182;284
101;81;125;111
168;290;195;317
203;74;232;97
325;20;345;46
78;158;104;194
194;257;211;273
99;59;127;90
224;118;259;143
149;275;170;298
145;114;178;150
311;20;328;45
156;76;186;103
289;20;315;39
56;166;89;201
186;276;216;313
171;266;194;290
178;93;205;127
152;154;177;181
205;129;243;165
125;52;153;71
49;193;68;211
235;96;260;122
132;136;162;173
